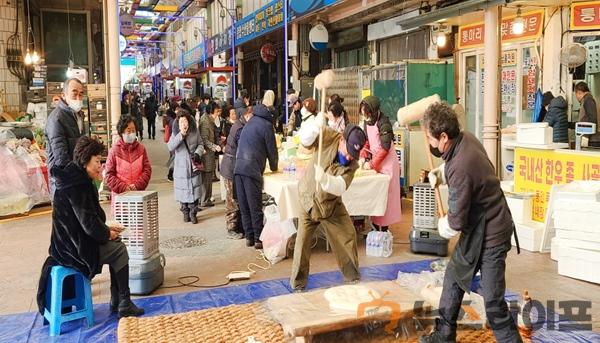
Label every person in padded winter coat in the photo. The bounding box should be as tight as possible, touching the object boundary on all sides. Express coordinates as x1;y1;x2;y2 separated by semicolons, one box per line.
168;110;206;224
198;102;222;208
220;106;253;240
37;136;144;319
234;104;279;250
542;93;569;143
104;116;152;215
359;95;401;231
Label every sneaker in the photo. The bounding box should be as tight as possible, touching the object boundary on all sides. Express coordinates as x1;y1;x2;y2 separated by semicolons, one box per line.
419;321;456;343
227;231;244;239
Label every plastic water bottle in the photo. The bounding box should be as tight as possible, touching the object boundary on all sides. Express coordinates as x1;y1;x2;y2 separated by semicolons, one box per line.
282;163;288;178
377;233;383;257
289;161;296;180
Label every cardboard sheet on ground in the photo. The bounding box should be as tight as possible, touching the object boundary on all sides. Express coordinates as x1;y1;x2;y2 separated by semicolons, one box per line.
266;281;429;339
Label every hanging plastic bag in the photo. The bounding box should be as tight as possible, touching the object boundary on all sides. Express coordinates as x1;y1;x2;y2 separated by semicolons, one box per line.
532;88;543;122
260;204;297;264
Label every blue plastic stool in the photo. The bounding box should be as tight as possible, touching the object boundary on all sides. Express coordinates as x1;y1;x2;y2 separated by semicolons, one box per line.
43;266;94;336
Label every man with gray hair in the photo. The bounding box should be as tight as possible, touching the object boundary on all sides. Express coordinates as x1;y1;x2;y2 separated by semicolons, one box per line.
45;77;86;196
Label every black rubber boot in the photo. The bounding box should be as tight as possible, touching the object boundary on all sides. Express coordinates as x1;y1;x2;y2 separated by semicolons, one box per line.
109;267;119;314
181;203;191;223
115;265;145;318
189;202;199;224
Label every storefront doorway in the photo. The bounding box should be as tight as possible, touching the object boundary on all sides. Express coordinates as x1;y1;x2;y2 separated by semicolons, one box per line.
461;43;541;139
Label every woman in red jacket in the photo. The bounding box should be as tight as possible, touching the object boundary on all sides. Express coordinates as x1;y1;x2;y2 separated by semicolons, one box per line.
105;116;152;214
359;96;401;231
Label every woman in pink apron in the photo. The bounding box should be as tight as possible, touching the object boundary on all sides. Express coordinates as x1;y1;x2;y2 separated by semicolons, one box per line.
359;96;401;230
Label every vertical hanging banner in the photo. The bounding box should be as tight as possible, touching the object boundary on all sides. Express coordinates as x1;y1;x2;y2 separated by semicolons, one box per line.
458;10;544;49
571;1;600;30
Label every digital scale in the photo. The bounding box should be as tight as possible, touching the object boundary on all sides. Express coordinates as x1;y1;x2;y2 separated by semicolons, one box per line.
575;122;597;150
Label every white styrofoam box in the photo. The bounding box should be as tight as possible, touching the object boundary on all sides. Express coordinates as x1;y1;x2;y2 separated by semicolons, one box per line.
555;181;600;202
551;237;559;261
557;245;600;284
500;180;514;193
554;237;600;252
555;228;600;243
516;123;552;145
505;195;533;224
511;221;544;252
554;210;600;233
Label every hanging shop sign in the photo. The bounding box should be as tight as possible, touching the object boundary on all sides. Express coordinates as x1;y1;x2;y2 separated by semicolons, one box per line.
172;67;180;76
235;0;341;46
183;42;206;69
514;148;600;222
120;14;135;36
261;43;277;63
210;30;232;56
213;74;230;101
571;1;600;30
458;10;544;49
309;24;329;51
119;35;127;52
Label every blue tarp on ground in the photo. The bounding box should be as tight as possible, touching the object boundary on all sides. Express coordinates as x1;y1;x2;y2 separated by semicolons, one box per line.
0;259;597;343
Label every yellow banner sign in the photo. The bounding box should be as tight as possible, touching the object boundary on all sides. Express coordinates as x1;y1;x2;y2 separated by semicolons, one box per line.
514;148;600;222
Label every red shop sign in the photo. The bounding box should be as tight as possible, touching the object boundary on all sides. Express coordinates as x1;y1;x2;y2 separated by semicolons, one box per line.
260;43;276;64
458;10;544;49
571;1;600;30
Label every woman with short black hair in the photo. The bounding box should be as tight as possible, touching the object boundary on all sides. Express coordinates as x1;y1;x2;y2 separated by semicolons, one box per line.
37;136;144;318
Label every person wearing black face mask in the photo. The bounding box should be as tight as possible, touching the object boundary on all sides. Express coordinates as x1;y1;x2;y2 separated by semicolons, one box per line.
429;145;443;158
290;113;367;292
420;102;522;343
358;95;401;232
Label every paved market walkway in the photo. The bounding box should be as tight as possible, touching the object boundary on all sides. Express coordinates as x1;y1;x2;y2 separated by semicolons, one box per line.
0;119;598;336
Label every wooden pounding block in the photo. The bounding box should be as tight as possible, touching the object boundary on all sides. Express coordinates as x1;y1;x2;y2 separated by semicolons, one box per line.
266;281;429;342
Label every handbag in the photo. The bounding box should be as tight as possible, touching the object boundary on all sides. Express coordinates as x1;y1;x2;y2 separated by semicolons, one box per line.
184;139;204;176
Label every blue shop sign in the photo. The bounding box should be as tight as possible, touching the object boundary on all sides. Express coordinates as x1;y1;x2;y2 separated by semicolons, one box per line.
235;0;340;46
183;42;205;68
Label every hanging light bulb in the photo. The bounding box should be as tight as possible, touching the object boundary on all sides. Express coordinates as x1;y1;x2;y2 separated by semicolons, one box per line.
32;50;40;64
436;32;447;47
24;50;32;65
512;7;524;35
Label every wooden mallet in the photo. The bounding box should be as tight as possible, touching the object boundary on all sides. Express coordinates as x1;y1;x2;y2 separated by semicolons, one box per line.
314;69;335;191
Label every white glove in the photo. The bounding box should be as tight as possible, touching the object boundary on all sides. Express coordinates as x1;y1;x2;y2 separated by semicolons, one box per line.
314;165;325;183
315;165;347;196
437;216;459;239
428;163;446;188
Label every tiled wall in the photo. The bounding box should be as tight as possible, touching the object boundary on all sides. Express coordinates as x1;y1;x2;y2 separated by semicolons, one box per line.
0;1;24;114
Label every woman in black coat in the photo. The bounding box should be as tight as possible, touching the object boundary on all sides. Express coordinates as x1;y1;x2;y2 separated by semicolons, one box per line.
37;136;144;318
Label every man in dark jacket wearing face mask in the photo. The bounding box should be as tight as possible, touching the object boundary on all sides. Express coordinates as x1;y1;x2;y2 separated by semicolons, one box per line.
45;78;86;197
420;102;521;343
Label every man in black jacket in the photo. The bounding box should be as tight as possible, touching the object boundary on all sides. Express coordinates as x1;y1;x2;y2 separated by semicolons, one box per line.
45;78;85;197
420;103;522;343
234;104;278;250
145;92;158;139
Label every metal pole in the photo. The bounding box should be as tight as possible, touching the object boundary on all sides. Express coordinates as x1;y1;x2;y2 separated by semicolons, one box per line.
284;0;289;124
483;5;501;170
107;0;121;143
231;3;236;104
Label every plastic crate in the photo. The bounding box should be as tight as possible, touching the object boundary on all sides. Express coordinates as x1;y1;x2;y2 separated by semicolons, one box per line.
413;183;438;229
114;191;159;259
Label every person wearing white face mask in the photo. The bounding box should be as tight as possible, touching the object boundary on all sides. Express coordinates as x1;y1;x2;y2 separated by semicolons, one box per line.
326;101;348;133
104;116;152;216
45;77;86;197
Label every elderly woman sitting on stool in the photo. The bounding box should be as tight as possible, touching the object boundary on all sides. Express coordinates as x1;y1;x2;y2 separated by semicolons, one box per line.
37;136;144;318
